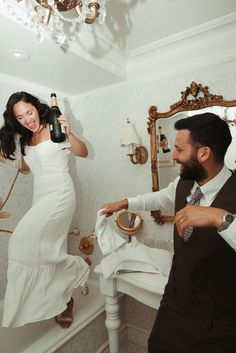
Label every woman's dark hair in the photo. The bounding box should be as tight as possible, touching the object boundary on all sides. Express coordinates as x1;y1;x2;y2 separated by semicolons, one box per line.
0;91;50;159
174;112;232;163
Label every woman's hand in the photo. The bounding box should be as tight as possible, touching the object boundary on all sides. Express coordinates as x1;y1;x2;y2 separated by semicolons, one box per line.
57;115;72;136
57;115;88;157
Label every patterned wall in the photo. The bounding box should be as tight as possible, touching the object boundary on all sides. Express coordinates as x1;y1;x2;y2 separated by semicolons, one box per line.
1;59;236;301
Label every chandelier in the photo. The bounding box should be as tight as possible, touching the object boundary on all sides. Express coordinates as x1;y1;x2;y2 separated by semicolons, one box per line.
4;0;106;46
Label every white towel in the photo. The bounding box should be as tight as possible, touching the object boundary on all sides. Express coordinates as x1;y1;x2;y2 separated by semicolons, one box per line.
95;209;126;255
95;210;172;279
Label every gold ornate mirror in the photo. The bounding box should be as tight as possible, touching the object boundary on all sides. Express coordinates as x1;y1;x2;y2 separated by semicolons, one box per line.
115;210;143;242
147;81;236;224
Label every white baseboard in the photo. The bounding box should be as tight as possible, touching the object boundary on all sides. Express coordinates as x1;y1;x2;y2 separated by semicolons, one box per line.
95;341;109;353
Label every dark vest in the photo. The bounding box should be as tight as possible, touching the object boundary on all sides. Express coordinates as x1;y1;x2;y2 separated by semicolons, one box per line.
163;172;236;318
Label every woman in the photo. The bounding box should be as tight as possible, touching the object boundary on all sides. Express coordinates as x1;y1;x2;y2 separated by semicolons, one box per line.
0;91;90;328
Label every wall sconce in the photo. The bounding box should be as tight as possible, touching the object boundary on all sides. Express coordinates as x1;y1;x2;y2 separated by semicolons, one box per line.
223;108;236;126
120;119;148;165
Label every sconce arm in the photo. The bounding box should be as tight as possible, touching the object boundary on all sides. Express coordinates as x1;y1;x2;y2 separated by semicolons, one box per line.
128;146;148;165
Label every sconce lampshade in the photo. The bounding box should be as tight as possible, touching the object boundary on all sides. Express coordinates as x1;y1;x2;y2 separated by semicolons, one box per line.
120;119;148;165
120;120;141;147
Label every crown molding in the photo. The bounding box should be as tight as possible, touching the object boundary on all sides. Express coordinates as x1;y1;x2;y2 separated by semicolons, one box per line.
1;3;236;98
0;72;68;98
128;17;236;79
72;49;236;100
71;12;236;98
69;26;128;80
130;11;236;57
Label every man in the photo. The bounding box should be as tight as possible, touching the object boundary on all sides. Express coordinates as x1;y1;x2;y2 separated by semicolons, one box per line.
101;112;236;353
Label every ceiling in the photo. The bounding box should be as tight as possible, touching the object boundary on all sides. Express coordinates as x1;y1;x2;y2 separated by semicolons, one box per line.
0;0;236;96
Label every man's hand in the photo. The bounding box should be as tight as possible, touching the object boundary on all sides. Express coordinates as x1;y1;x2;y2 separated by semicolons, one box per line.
101;199;128;216
174;205;227;237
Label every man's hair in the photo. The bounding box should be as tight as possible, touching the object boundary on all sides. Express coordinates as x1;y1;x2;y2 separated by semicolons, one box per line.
174;112;232;163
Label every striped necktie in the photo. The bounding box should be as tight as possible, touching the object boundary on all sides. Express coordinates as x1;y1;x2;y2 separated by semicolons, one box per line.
183;186;203;241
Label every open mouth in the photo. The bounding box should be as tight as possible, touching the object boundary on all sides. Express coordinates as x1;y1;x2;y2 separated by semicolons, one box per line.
27;121;37;131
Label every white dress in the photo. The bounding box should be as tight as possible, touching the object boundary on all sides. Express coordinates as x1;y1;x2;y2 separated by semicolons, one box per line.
2;139;90;327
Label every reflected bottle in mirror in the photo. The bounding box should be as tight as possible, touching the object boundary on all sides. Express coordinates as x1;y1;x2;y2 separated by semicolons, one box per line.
159;126;171;153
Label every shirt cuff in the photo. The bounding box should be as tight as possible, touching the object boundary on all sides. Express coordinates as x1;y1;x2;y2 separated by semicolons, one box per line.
218;218;236;251
127;197;139;210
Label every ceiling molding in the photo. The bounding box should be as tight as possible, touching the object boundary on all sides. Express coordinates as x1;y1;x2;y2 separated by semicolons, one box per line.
130;11;236;57
128;18;236;79
0;72;68;98
68;27;128;80
1;2;236;97
70;10;236;97
72;47;236;100
0;1;128;81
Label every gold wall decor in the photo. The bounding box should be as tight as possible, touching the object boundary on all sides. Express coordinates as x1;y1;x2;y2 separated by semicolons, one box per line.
79;235;94;255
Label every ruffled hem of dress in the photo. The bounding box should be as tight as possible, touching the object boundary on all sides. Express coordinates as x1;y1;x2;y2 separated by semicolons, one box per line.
2;257;90;327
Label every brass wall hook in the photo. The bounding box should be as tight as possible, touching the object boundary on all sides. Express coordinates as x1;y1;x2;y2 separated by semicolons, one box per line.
68;226;80;236
79;236;94;255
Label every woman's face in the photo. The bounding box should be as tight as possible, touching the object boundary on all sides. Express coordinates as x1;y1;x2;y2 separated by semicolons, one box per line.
13;101;41;133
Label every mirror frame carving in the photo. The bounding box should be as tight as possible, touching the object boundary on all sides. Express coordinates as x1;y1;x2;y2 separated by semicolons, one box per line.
147;81;236;224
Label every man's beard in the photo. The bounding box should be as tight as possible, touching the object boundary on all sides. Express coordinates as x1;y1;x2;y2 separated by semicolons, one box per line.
178;156;207;182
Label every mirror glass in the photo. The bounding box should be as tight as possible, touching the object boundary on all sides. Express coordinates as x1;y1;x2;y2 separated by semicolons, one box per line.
116;210;143;241
148;82;236;224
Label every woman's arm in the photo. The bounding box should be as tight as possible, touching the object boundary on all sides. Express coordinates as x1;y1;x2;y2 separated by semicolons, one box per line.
66;131;88;157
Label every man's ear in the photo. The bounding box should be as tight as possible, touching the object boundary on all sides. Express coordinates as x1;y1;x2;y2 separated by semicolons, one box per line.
197;146;211;162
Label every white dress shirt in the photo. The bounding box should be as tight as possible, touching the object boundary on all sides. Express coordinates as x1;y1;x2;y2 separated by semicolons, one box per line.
128;165;236;251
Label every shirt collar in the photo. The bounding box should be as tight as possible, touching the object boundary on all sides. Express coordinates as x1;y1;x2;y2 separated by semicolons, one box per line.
193;165;232;203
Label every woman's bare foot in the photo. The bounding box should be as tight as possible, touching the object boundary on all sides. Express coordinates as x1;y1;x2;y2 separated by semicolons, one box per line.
55;297;74;329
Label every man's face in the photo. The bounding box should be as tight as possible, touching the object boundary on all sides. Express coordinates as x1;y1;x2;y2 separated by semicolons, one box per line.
172;130;207;182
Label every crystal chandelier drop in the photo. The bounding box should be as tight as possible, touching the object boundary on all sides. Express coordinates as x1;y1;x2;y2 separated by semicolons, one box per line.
4;0;106;46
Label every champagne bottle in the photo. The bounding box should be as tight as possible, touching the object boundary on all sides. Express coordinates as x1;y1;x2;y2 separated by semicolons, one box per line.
159;126;171;153
49;93;66;143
